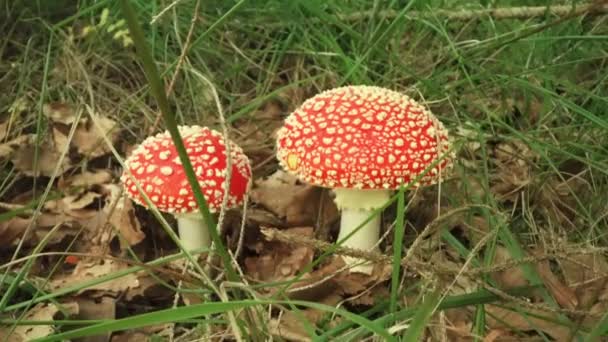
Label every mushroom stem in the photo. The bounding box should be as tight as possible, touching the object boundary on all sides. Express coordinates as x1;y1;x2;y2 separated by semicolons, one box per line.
333;188;390;274
176;213;211;251
337;208;381;274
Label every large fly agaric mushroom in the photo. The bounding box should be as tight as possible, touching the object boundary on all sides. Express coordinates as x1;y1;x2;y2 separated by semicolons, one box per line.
121;125;251;251
276;85;453;273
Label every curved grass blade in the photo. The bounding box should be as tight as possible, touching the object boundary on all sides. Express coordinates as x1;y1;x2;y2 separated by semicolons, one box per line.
34;300;394;342
118;0;236;280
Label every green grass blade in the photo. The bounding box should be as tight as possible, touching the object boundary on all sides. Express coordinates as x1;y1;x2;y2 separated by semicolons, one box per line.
401;288;441;341
585;311;608;342
35;300;394;342
321;286;539;339
118;0;237;281
389;188;406;314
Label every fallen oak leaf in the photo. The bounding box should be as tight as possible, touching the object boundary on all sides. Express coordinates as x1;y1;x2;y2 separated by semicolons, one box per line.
0;134;29;160
43;191;102;220
58;169;113;189
482;329;509;342
269;294;342;342
50;260;139;296
491;246;579;310
244;226;315;282
0;302;79;341
485;304;572;342
251;170;338;226
490;247;529;290
0;216;31;246
73;114;119;158
101;183;145;246
0;120;8;141
10;135;72;177
43;102;82;125
123;274;172;302
73;296;116;341
110;324;172;342
559;252;608;309
535;259;578;311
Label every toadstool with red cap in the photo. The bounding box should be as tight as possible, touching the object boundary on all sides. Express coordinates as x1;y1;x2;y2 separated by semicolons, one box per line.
121;125;251;251
276;85;453;273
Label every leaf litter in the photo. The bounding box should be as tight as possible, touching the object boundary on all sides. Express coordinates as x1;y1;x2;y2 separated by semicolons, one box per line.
0;92;606;342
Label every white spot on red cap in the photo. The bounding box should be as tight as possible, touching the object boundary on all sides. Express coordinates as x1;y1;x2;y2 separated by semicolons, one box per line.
160;166;173;176
159;151;170;160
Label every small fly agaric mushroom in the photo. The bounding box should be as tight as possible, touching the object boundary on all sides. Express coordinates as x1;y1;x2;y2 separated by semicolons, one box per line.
121;125;251;251
276;85;453;273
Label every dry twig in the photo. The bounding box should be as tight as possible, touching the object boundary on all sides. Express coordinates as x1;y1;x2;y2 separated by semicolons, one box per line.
339;3;608;22
149;0;201;135
260;227;608;278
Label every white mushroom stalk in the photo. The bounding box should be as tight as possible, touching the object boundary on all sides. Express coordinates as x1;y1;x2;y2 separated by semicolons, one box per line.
334;188;390;273
276;86;453;274
175;212;212;251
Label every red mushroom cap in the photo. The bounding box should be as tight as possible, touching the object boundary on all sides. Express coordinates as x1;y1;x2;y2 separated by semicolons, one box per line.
121;125;251;214
276;85;453;190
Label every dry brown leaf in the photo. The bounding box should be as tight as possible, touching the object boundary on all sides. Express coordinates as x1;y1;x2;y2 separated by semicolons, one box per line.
585;297;608;329
491;247;528;289
21;182;144;252
110;195;145;246
73;114;119;158
485;305;571;342
245;207;284;227
537;175;587;228
244;226;315;282
0;135;29;160
251;170;338;226
124;274;170;302
51;125;71;157
110;324;171;342
490;140;535;202
333;262;391;305
0;120;8;141
11;136;72;177
251;171;311;222
50;260;139;295
268;319;312;342
281;256;343;302
58;169;113;189
559;253;608;309
44;192;102;220
0;216;31;246
0;302;78;341
269;293;341;342
444;308;473;341
535;259;578;310
429;250;477;295
6;211;81;248
284;255;390;306
0;127;76;177
483;329;510;342
491;247;577;310
43;102;81;125
111;332;149;342
73;296;116;342
98;183;144;246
